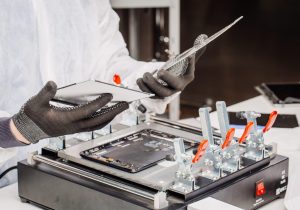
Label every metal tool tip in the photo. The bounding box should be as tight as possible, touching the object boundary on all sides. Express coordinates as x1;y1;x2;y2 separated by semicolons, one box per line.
236;16;244;22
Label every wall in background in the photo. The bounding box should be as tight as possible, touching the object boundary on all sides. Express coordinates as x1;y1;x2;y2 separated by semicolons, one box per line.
181;0;300;107
116;0;300;117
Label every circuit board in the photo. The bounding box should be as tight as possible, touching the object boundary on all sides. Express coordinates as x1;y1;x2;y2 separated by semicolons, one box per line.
80;129;195;173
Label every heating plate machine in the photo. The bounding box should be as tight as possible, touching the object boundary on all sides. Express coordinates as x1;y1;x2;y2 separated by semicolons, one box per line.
18;101;288;210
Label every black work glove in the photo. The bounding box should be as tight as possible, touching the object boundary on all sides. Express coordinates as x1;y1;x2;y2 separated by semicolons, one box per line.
12;81;129;144
136;49;204;98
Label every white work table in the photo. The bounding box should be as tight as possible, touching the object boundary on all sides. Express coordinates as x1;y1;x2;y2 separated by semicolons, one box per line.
1;96;299;210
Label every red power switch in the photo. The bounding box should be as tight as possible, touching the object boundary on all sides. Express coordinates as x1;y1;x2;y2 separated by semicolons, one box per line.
256;181;266;197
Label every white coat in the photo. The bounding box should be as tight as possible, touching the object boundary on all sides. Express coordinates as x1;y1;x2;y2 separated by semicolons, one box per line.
0;0;175;187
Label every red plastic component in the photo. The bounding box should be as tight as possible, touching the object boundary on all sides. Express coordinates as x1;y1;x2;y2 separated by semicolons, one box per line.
238;122;254;144
221;128;235;149
256;181;266;197
192;140;209;163
263;111;278;133
113;74;122;85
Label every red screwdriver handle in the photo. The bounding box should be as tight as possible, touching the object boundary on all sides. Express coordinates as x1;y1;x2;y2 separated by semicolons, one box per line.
192;140;209;163
238;122;254;144
263;111;278;133
221;128;235;149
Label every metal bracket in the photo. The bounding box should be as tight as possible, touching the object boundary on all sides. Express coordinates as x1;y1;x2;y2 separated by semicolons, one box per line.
239;111;266;161
198;108;214;145
215;101;240;173
194;106;222;180
216;101;230;144
153;191;169;209
194;147;222;181
171;138;198;193
220;142;241;173
27;151;38;166
244;131;267;161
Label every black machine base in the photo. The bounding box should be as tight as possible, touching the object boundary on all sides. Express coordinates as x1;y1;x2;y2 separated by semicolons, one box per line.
18;155;288;210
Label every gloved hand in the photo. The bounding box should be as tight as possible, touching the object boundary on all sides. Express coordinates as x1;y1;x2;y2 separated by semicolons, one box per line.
136;50;204;98
12;81;129;144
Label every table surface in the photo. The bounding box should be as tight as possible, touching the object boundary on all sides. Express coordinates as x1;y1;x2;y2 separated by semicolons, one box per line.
1;95;299;209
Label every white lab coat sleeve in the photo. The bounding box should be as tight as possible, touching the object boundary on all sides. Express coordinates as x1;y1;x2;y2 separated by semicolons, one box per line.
103;8;178;114
0;111;10;118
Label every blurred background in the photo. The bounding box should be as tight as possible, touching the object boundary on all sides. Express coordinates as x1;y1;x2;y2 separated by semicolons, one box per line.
113;0;300;119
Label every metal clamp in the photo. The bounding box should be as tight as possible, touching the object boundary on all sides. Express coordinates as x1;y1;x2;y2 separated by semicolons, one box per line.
196;107;222;180
238;111;266;161
219;128;241;173
216;101;230;144
171;138;197;193
237;111;278;161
